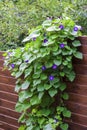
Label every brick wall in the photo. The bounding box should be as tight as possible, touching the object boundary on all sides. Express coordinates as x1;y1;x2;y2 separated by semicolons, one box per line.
0;52;20;130
66;36;87;130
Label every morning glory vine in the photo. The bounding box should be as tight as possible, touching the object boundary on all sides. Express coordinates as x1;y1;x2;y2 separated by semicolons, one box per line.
4;16;82;130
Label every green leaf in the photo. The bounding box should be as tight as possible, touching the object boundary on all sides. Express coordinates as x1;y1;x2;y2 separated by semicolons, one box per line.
24;66;32;78
22;52;31;61
48;88;57;97
44;84;52;90
57;106;64;112
59;72;65;77
16;78;21;84
18;125;26;130
37;84;44;92
53;50;61;56
29;55;37;63
51;34;58;40
67;63;72;69
41;95;53;107
22;29;40;42
52;45;58;51
66;56;72;62
46;26;56;31
62;50;72;55
50;78;60;85
19;91;32;102
3;52;8;57
63;109;71;117
68;35;75;40
62;93;69;100
42;20;52;27
15;71;23;78
15;48;22;58
26;125;33;130
18;112;25;123
43;124;53;130
45;61;53;68
54;59;61;66
59;83;66;91
30;86;36;92
15;84;21;92
53;82;61;88
19;63;27;71
72;40;81;47
38;117;45;126
33;126;40;130
67;71;75;82
15;102;30;112
26;118;33;126
15;59;22;65
33;73;40;79
60;123;69;130
63;60;68;66
34;37;43;48
74;52;83;59
38;92;44;99
30;95;41;105
36;53;42;58
40;74;47;80
37;109;51;117
35;68;42;75
33;79;41;86
33;49;39;54
21;80;30;90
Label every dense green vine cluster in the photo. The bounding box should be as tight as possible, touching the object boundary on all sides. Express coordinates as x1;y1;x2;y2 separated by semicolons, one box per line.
4;16;82;130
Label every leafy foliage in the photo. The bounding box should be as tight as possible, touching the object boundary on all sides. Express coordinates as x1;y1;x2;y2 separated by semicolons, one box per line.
4;16;82;130
0;0;64;50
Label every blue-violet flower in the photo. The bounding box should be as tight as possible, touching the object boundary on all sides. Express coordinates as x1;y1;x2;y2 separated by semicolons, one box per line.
42;66;46;71
47;17;52;20
11;64;15;69
52;64;58;69
25;60;29;63
32;37;36;41
60;43;65;48
74;26;78;31
49;75;54;81
59;24;64;30
8;52;11;56
43;39;48;43
54;118;59;123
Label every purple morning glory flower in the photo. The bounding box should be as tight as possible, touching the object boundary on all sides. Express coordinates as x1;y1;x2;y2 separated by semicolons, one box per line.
52;64;58;69
54;118;59;123
58;16;62;19
11;63;15;69
74;26;78;31
25;60;29;63
49;75;54;81
47;17;52;20
42;66;46;71
8;52;11;56
43;39;48;43
32;37;36;41
59;24;64;30
60;43;65;48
